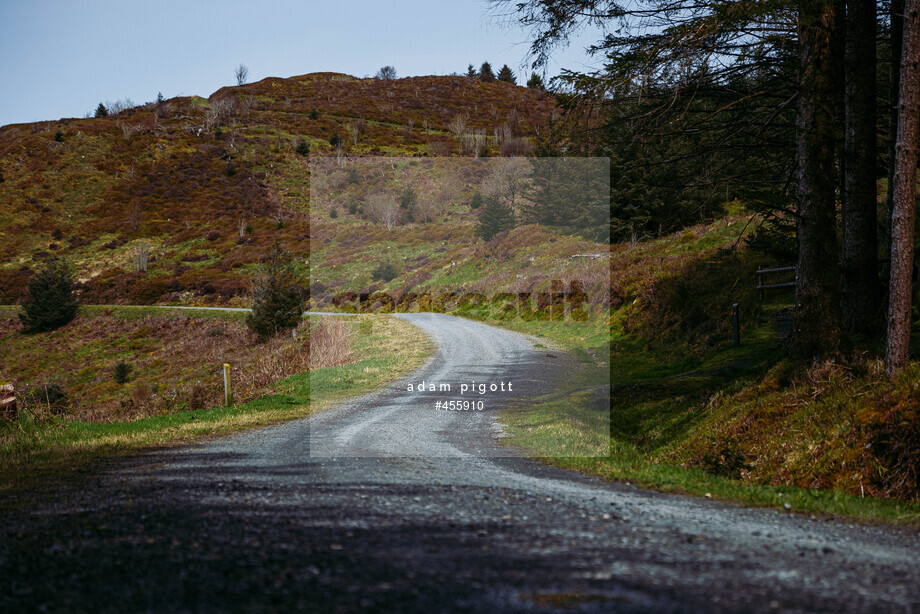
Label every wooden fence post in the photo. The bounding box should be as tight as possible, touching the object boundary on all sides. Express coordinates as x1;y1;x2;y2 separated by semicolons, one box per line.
223;363;232;406
732;303;741;346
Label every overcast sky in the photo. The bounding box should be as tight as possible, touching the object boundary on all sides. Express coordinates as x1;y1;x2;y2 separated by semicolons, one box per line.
0;0;603;127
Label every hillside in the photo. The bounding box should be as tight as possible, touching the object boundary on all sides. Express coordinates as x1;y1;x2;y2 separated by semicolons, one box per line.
0;73;556;305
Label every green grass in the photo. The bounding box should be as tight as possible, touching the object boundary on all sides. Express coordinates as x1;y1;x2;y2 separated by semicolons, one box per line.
491;310;920;526
306;314;432;408
0;313;431;495
0;304;249;322
474;314;611;458
550;450;920;525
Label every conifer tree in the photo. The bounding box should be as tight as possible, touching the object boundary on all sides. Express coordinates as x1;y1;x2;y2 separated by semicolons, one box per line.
246;241;305;341
19;256;79;333
479;62;495;82
526;73;544;89
94;103;108;118
475;195;514;241
497;65;517;84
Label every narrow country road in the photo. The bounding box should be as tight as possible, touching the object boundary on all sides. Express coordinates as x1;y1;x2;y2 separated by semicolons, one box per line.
2;314;919;613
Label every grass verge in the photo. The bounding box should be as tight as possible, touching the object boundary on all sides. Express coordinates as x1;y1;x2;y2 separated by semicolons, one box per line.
0;314;431;497
490;312;920;526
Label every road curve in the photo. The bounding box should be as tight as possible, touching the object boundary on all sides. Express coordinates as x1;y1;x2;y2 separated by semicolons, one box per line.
2;314;919;613
308;312;567;457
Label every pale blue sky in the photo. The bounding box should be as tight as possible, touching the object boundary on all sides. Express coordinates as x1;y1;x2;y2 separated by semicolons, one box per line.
0;0;603;127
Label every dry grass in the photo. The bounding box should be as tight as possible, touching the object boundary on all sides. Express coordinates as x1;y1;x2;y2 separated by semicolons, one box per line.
0;309;323;422
309;318;354;368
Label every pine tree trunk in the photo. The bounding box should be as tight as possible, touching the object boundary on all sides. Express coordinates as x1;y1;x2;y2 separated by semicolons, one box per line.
841;0;880;335
885;0;920;375
884;0;905;266
793;0;843;357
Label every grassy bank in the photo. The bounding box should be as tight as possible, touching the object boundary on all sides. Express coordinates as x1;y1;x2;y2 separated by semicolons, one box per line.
472;210;920;525
493;310;920;525
0;312;431;494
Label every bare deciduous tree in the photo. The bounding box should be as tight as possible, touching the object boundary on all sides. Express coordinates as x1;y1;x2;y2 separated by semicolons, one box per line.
365;192;400;230
376;66;397;80
105;98;135;115
235;63;249;86
205;97;236;131
412;195;440;223
461;129;490;157
134;240;150;272
118;121;143;140
271;200;290;229
241;94;256;116
493;123;513;146
346;120;366;146
482;157;530;216
449;114;467;141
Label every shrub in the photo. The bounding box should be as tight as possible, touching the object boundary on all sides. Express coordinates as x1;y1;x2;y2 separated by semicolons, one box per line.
348;200;359;215
500;137;534;157
113;359;132;384
19;256;79;333
309;108;319;120
698;436;750;479
399;185;417;210
371;261;398;282
330;208;338;219
246;241;305;341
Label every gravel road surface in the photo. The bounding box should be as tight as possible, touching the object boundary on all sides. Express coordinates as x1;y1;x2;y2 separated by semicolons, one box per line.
2;314;919;613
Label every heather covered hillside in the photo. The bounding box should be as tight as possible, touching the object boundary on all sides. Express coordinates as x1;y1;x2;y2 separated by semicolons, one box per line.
307;156;610;315
0;73;555;306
